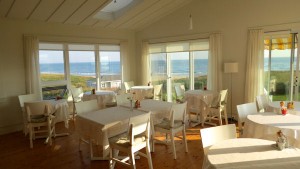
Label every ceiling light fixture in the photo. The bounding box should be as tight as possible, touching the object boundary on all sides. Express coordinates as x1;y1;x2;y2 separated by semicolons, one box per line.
189;14;193;30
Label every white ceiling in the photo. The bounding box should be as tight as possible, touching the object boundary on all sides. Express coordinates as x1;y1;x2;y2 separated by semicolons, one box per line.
0;0;193;31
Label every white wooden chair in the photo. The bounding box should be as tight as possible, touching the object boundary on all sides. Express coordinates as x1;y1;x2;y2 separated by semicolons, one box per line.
256;94;271;112
18;94;42;135
153;84;163;100
70;87;84;119
24;101;55;148
116;93;133;106
109;112;153;169
124;81;134;93
152;102;188;159
206;89;228;125
75;99;100;159
200;124;236;155
174;84;186;103
236;102;257;135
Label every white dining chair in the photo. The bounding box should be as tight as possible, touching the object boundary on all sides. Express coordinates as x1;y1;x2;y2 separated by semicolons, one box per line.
109;112;153;169
200;124;236;155
206;89;228;126
152;102;188;159
236;102;257;135
256;94;271;112
18;94;42;135
70;87;84;119
75;99;100;159
124;81;134;93
24;101;55;148
174;84;186;103
116;93;133;106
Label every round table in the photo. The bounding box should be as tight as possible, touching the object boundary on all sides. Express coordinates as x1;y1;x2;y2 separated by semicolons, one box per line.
204;138;300;169
243;112;300;148
269;101;300;115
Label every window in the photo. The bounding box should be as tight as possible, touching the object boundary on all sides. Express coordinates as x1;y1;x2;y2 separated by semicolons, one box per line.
149;39;209;102
38;42;121;99
264;33;298;101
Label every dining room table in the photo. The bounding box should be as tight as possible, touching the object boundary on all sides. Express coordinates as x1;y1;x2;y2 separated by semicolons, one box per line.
76;106;148;160
184;89;217;125
269;101;300;115
82;90;116;109
130;85;154;100
203;138;300;169
243;112;300;148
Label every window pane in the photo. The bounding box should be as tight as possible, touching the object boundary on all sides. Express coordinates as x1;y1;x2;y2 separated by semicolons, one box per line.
99;51;121;90
194;51;208;90
39;50;65;82
69;51;96;92
150;53;167;100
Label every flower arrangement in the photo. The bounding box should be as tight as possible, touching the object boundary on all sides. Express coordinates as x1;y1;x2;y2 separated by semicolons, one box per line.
280;101;287;115
276;130;288;150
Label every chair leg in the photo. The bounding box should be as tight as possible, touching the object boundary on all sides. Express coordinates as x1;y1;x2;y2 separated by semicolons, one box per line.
224;109;228;124
146;141;153;169
129;150;136;169
48;124;52;146
218;111;222;125
29;126;33;149
182;128;188;153
109;148;114;169
171;132;176;159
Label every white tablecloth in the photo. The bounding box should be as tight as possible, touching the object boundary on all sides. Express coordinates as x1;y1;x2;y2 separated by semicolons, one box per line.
243;112;300;148
76;106;147;158
82;90;116;109
204;138;300;169
131;86;153;100
120;99;174;125
185;90;216;122
46;99;69;128
269;101;300;115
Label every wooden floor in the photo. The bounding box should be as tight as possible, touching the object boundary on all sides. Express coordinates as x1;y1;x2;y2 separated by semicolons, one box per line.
0;119;234;169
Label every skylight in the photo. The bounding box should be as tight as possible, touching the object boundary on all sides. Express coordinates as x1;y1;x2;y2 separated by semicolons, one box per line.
94;0;142;20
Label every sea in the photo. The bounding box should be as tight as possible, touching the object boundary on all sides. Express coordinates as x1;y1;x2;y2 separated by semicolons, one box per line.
40;57;292;76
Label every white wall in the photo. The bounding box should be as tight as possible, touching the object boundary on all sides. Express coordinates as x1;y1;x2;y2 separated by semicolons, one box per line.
0;18;136;135
136;0;300;119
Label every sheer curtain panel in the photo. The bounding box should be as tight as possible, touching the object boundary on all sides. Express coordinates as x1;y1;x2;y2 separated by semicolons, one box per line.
208;33;222;91
245;29;264;102
141;42;150;85
23;35;41;97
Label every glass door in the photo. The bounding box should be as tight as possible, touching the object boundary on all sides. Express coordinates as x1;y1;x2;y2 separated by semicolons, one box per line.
264;33;298;101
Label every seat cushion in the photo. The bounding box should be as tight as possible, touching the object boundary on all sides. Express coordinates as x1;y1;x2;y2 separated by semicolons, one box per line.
30;115;47;123
155;118;183;130
109;132;147;148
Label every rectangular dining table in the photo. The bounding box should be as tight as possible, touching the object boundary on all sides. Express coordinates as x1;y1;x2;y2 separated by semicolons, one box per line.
76;106;148;160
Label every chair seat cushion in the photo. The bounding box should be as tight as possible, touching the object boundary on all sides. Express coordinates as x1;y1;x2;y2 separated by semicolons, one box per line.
155;118;183;130
109;132;146;148
30;115;47;123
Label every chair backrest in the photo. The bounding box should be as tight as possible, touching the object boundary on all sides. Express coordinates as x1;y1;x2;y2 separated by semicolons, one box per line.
200;124;236;154
124;81;134;93
116;93;133;105
24;101;49;121
256;94;270;112
18;94;41;110
70;87;84;102
170;102;187;127
153;84;163;99
75;99;99;114
174;84;185;99
236;102;257;130
210;89;228;108
128;112;151;144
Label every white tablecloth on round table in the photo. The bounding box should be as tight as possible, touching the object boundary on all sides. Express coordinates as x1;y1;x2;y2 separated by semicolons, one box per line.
184;90;216;122
269;101;300;115
243;112;300;148
204;138;300;169
82;90;116;109
46;99;69;128
131;86;153;100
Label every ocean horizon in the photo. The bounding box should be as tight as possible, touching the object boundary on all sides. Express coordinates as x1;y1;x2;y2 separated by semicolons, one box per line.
40;57;292;76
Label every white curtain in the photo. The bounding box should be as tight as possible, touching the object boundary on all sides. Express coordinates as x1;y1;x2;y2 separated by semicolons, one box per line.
120;41;130;82
23;35;41;97
245;29;264;102
141;42;150;85
207;33;222;91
